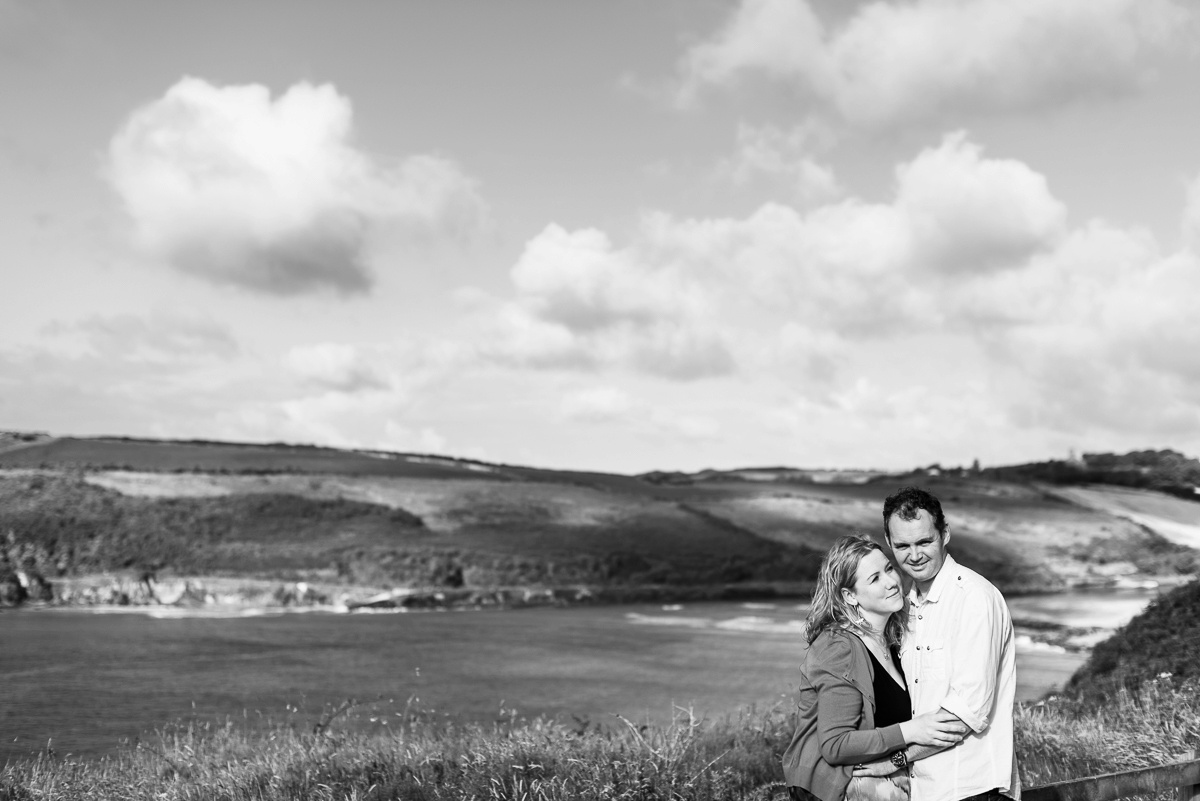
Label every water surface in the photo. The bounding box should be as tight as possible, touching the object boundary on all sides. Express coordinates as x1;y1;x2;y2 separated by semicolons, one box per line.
0;592;1136;761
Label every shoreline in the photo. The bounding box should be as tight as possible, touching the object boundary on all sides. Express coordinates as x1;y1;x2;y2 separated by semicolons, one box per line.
10;573;821;613
14;570;1190;613
10;571;1182;656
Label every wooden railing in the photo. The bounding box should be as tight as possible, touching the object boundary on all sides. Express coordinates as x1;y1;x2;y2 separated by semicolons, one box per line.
1026;753;1200;801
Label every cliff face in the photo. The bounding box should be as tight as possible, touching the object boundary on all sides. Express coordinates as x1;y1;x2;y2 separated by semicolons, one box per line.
0;568;53;607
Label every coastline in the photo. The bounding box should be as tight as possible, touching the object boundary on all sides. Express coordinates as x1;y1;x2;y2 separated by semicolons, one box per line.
11;571;1183;657
12;572;819;613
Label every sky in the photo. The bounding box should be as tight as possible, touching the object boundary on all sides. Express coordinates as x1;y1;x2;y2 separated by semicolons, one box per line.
3;0;1200;474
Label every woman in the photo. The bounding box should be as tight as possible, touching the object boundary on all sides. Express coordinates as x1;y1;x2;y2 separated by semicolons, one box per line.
782;535;966;801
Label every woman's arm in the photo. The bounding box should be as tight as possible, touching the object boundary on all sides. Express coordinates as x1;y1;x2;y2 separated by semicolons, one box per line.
809;643;906;765
851;737;966;777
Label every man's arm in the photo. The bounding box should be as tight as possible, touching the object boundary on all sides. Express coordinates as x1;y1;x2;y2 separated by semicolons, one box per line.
937;583;1009;733
852;718;968;777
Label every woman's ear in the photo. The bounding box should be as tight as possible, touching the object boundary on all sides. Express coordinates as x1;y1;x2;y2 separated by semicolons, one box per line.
840;587;856;608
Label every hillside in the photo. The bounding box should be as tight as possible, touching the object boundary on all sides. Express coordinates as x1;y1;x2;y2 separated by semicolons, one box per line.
1;436;1198;605
1065;577;1200;704
983;448;1200;501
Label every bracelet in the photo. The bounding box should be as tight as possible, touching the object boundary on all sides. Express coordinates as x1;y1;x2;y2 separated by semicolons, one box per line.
890;750;909;771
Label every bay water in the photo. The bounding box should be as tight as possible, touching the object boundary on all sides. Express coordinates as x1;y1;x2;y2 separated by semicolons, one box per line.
0;590;1152;762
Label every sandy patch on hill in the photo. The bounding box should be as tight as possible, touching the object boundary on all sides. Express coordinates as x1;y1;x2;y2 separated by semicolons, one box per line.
82;471;632;533
85;471;233;497
1046;486;1200;550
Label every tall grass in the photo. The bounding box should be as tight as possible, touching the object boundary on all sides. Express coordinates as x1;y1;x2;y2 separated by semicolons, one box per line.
3;679;1197;801
1017;676;1200;787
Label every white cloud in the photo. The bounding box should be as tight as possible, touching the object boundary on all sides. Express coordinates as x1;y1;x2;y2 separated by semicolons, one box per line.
677;0;827;105
557;384;720;441
0;313;253;437
217;388;415;452
896;132;1068;274
488;223;736;379
39;313;238;364
717;121;841;205
284;343;393;393
381;421;448;454
481;133;1066;384
677;0;1190;126
558;386;636;421
107;77;485;295
476;129;1200;457
985;231;1200;437
510;224;699;330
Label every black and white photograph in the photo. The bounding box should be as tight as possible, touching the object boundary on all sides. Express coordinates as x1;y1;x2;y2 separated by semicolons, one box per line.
1;2;1198;799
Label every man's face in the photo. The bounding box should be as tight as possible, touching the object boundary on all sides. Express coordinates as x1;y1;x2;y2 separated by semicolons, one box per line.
886;508;949;589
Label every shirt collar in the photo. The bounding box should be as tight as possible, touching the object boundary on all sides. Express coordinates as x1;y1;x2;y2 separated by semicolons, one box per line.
907;552;959;606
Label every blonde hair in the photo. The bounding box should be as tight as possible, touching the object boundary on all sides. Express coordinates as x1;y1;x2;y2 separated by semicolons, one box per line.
805;535;907;647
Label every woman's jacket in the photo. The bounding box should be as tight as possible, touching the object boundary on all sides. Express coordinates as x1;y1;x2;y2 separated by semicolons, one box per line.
782;628;907;801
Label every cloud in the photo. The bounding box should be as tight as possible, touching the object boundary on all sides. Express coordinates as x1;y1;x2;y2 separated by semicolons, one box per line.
487;223;736;379
978;225;1200;437
656;133;1062;334
510;225;694;330
210;388;421;453
475;128;1200;458
558;386;636;421
382;421;448;454
107;77;485;295
677;0;1190;126
479;132;1064;385
0;313;251;438
896;132;1068;274
284;343;393;393
39;313;239;365
677;0;827;105
716;122;841;205
557;385;720;440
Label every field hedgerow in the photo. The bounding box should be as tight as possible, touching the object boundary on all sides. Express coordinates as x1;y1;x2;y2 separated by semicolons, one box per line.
3;680;1198;801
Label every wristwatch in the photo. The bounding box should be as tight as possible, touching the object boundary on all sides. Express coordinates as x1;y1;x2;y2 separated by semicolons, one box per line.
890;750;909;771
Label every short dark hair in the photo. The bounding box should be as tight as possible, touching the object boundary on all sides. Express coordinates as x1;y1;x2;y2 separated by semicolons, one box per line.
882;485;946;541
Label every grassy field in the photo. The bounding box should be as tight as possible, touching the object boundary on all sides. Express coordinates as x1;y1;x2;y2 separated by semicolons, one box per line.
1;677;1195;801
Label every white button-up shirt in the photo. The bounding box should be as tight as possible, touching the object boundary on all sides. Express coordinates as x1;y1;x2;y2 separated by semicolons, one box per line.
900;554;1020;801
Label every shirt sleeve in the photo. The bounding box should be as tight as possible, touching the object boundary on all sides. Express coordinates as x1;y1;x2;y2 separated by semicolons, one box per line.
938;582;1010;733
811;639;907;764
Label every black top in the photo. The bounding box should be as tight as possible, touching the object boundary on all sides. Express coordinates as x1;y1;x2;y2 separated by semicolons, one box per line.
868;646;912;728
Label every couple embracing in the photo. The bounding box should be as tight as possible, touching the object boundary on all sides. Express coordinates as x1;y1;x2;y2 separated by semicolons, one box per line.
783;486;1019;801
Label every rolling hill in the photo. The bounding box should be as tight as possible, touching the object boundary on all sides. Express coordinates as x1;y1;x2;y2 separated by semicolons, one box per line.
1;435;1197;604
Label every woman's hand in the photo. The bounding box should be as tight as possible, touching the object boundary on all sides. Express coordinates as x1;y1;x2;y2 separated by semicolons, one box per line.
898;709;969;747
852;758;896;778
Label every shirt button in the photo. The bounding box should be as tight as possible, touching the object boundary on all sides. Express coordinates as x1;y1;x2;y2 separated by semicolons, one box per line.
916;646;921;650
914;678;919;683
918;615;923;620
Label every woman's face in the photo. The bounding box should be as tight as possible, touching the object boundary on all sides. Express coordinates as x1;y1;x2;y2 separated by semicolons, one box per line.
845;548;903;618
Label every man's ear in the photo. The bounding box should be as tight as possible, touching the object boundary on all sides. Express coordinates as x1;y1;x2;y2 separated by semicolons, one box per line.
941;524;952;548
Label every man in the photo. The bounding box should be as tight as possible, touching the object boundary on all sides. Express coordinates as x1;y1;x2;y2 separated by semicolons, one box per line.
882;485;1019;801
